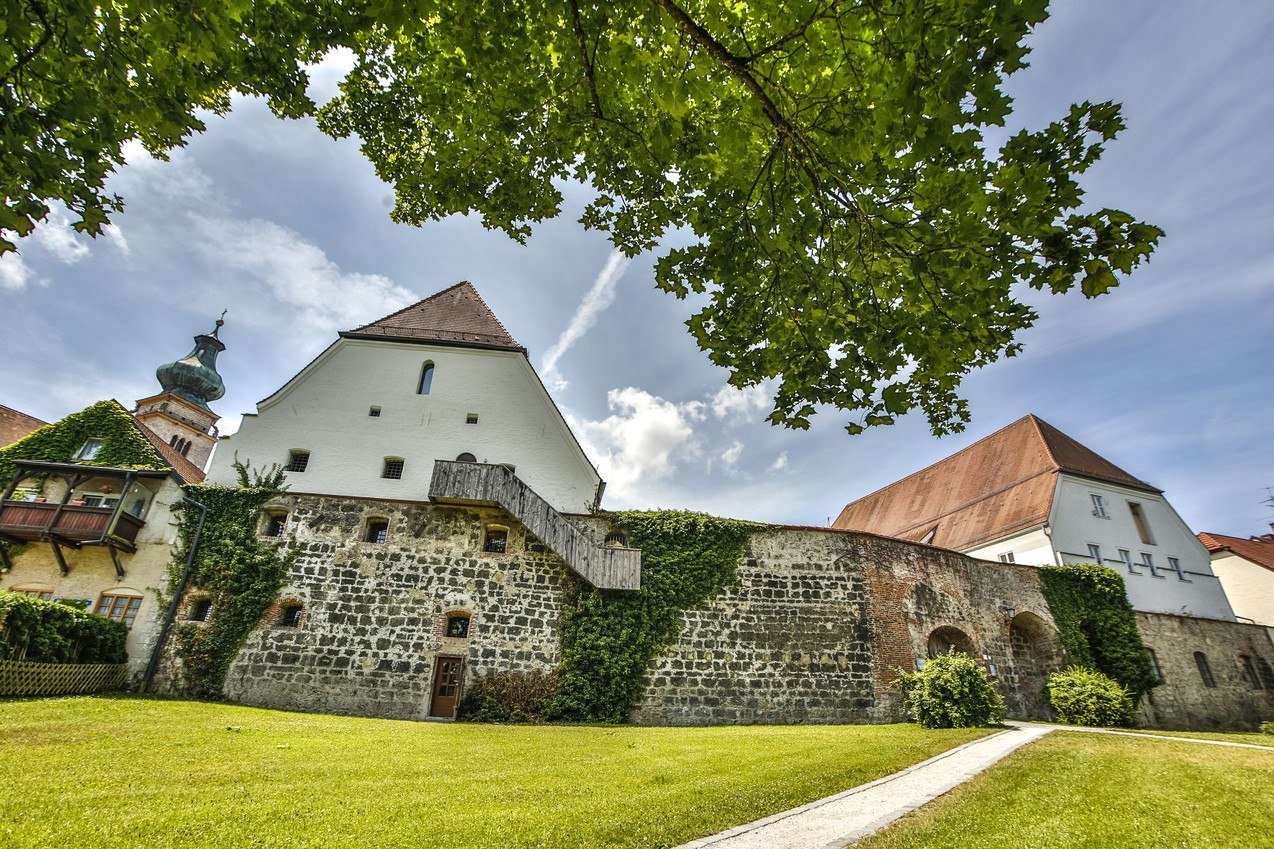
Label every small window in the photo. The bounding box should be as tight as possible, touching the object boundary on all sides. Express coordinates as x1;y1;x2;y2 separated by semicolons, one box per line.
11;585;53;601
483;527;508;554
1128;502;1154;545
604;532;627;548
1091;493;1108;518
1168;556;1190;582
179;440;191;456
264;513;287;538
445;614;471;638
365;519;389;544
381;457;405;480
285;450;310;473
76;438;105;460
1194;651;1216;688
169;435;179;447
95;591;143;628
1119;549;1139;574
187;598;213;622
456;452;477;463
1086;543;1102;564
1239;655;1263;690
1146;648;1163;683
998;552;1015;563
466;413;479;425
1141;552;1160;577
277;602;304;628
418;362;435;395
369;406;381;417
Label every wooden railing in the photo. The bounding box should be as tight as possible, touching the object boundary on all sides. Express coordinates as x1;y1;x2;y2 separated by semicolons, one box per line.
429;461;641;591
0;500;145;547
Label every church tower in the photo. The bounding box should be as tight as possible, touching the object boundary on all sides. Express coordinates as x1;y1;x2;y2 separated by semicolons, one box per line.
133;315;227;471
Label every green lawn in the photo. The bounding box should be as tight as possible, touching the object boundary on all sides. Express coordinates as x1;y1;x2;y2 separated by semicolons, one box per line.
857;731;1274;849
0;697;987;849
1116;728;1274;747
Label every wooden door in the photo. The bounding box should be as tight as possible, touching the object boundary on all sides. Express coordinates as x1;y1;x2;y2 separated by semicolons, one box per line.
429;656;464;718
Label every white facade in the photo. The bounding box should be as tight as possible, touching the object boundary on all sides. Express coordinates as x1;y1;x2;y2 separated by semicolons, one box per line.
1210;552;1274;626
207;338;602;513
968;475;1235;621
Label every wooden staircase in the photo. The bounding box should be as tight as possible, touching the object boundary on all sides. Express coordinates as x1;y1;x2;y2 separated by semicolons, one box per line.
428;460;641;591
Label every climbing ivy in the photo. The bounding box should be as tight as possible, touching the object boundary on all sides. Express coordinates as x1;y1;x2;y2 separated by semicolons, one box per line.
550;510;761;723
1038;562;1158;701
168;483;295;697
0;400;164;483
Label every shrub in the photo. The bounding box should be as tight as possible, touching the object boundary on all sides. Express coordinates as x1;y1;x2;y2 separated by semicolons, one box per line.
0;591;127;664
457;669;559;723
1046;667;1136;727
897;652;1006;729
1260;721;1274;736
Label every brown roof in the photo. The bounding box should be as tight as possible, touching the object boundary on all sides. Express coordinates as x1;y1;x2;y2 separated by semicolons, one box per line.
132;417;206;484
833;414;1158;550
342;281;523;352
0;404;48;448
1198;532;1274;572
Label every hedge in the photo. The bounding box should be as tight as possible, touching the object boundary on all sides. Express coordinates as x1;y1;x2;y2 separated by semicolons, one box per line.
0;590;128;664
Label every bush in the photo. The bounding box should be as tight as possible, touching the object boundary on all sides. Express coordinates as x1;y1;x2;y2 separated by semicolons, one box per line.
0;591;127;664
1046;667;1136;727
897;652;1006;729
457;669;559;723
1260;721;1273;736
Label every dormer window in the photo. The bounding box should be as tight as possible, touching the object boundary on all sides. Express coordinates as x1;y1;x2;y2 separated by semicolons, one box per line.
76;438;104;460
285;450;310;473
382;457;405;480
418;362;435;395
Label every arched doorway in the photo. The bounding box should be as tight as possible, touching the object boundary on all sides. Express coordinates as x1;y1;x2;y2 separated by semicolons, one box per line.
1007;612;1060;720
927;625;975;659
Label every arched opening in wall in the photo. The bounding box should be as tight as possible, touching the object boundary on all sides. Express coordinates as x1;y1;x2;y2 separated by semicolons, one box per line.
1238;655;1264;690
604;531;627;548
455;452;476;463
1007;612;1060;721
262;511;288;538
927;626;974;659
185;596;213;622
276;601;304;628
418;361;435;395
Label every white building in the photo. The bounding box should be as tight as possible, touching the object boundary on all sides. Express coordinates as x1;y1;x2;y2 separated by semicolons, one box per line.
207;282;604;514
1199;530;1274;626
834;414;1236;621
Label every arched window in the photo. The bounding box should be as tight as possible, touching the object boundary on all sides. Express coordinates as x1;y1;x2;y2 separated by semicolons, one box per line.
381;457;405;480
365;518;389;544
285;450;310;472
186;597;213;622
276;601;304;628
483;525;509;554
169;435;179;447
94;589;144;628
456;452;477;463
1194;651;1216;688
604;532;627;548
418;361;435;395
927;626;975;659
1239;655;1264;690
179;439;191;456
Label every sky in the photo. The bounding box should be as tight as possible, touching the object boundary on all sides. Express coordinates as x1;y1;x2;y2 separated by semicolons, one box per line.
1;1;1271;536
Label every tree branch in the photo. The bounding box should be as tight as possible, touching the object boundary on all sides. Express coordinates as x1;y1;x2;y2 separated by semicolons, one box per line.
568;0;604;118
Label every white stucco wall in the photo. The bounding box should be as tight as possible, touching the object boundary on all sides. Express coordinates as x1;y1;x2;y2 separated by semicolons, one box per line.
1210;553;1274;626
966;527;1055;567
206;339;602;512
1048;476;1234;620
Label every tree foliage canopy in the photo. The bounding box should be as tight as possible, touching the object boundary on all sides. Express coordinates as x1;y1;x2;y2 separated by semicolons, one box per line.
2;0;1163;433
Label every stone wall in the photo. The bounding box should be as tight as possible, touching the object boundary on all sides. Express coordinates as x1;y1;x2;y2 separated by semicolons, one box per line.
631;528;1062;725
1136;612;1274;730
217;494;571;720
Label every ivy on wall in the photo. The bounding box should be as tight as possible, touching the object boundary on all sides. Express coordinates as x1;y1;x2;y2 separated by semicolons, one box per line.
550;510;761;723
0;590;127;664
168;483;295;697
1038;562;1158;701
0;400;164;483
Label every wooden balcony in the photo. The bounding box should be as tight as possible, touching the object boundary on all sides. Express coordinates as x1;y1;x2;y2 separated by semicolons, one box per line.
0;500;145;549
429;460;641;591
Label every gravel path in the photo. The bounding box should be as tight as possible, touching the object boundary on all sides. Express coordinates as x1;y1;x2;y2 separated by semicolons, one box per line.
677;723;1055;849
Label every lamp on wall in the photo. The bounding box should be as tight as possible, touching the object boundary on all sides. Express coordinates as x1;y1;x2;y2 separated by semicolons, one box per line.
1002;603;1016;624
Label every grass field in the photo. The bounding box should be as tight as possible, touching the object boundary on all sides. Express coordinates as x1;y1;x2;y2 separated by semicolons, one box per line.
856;731;1274;849
0;696;988;849
1113;727;1274;747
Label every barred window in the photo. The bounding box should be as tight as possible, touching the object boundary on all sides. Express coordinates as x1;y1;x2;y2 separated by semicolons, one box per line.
483;526;508;554
604;532;627;548
187;598;213;622
264;512;287;537
285;450;310;472
1194;651;1216;688
365;519;389;544
277;602;303;628
95;592;143;628
382;457;405;480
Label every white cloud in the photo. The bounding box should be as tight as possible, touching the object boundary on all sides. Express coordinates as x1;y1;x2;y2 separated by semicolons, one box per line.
191;215;417;334
718;440;745;474
0;253;40;291
568;387;705;497
710;381;773;423
31;209;90;264
541;249;631;390
770;451;789;471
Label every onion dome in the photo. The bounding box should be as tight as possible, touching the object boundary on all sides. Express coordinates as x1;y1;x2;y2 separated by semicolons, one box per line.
155;315;227;410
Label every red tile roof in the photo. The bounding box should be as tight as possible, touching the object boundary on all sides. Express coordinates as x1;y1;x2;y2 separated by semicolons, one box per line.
1198;531;1274;573
833;414;1158;551
0;404;48;448
132;417;206;484
343;281;523;352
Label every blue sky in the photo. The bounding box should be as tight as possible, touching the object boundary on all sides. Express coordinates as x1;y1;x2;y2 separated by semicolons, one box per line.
1;1;1271;535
